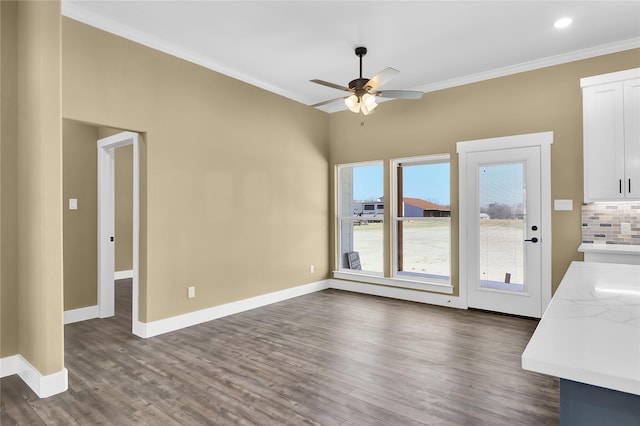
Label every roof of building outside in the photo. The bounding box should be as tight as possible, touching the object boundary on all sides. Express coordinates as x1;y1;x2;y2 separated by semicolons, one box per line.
403;198;450;211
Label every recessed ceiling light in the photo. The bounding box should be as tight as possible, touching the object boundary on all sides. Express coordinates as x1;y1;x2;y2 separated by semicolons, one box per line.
554;17;573;29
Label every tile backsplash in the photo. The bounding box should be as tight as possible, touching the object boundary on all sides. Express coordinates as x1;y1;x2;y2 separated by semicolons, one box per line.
582;202;640;245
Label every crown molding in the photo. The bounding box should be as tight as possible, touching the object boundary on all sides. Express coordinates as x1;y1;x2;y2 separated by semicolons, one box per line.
61;2;640;114
414;38;640;95
61;2;307;105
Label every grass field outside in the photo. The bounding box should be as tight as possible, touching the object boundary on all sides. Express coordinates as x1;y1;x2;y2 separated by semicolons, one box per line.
352;219;525;284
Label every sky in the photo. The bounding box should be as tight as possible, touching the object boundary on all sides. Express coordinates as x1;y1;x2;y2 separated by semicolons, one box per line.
352;162;524;207
353;163;451;206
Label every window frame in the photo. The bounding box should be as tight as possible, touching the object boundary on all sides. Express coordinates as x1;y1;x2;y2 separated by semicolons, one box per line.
336;161;384;276
333;157;453;295
391;154;452;286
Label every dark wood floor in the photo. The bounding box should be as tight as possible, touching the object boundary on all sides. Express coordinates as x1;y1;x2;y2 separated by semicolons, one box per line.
1;280;559;425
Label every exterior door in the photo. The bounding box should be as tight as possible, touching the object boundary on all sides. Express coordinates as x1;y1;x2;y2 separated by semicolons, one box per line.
458;132;552;318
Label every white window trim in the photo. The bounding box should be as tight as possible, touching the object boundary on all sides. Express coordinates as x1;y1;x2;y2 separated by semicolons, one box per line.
336;161;384;273
333;157;454;295
333;270;454;294
391;154;452;287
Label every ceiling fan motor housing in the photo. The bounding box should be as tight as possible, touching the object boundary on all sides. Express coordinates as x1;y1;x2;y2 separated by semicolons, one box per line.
349;78;371;95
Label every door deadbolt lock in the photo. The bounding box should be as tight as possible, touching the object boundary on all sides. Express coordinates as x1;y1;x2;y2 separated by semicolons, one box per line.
531;225;538;231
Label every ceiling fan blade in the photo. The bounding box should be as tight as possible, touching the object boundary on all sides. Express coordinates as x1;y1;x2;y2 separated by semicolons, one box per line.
376;90;424;100
366;67;399;90
310;79;351;92
310;96;347;108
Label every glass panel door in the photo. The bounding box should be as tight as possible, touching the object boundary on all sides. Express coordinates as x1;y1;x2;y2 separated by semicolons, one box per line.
464;145;543;318
479;162;526;293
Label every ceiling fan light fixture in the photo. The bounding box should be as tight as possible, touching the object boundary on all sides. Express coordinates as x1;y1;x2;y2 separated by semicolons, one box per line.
345;94;360;113
362;93;378;111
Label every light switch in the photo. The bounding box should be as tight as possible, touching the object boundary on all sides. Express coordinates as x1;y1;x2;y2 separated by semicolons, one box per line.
554;199;573;211
69;198;78;210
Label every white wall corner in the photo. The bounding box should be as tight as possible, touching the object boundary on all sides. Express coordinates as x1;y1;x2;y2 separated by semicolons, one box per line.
329;278;467;309
134;279;331;339
64;305;99;324
1;355;68;398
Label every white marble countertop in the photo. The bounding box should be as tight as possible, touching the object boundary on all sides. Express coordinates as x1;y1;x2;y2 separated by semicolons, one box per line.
579;243;640;255
522;261;640;395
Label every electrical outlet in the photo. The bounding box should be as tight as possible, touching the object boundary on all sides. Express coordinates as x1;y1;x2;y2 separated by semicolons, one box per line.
188;286;195;299
310;264;315;274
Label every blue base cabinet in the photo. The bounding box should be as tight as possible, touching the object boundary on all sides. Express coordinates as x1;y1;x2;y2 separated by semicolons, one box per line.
560;379;640;425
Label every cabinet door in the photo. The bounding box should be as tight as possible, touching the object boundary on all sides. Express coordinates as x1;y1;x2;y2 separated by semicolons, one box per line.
624;78;640;199
583;83;625;201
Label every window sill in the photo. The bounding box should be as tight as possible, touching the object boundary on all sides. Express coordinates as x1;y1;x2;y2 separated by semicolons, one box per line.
333;270;454;295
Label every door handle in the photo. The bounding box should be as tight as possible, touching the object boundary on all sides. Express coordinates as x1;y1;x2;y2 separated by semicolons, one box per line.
524;237;539;243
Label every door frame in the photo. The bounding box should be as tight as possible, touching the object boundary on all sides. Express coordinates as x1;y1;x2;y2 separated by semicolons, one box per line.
457;131;553;317
97;131;143;334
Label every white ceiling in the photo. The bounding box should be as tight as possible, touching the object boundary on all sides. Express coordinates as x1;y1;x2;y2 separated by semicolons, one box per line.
62;1;640;113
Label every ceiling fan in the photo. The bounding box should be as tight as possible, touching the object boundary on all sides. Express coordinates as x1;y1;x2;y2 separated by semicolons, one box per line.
310;46;423;115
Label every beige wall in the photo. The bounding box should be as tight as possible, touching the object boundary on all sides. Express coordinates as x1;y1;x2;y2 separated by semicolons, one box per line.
62;17;330;322
62;120;98;310
329;49;640;294
0;0;19;358
16;0;64;375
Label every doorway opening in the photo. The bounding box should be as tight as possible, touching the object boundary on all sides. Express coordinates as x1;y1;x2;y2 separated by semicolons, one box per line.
97;131;144;336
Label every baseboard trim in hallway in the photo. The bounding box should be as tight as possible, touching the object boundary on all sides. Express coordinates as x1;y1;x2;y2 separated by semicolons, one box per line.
64;305;99;324
114;270;133;280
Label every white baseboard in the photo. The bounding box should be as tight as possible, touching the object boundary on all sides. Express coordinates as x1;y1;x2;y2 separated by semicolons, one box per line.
329;279;468;309
134;277;466;339
0;354;21;377
114;270;133;280
136;279;331;338
0;355;68;398
64;305;99;324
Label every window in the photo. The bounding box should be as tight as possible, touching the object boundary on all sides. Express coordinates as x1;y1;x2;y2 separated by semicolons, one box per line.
337;162;383;274
392;155;451;283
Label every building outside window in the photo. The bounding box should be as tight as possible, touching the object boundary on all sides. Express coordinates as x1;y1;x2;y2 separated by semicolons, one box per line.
392;155;451;284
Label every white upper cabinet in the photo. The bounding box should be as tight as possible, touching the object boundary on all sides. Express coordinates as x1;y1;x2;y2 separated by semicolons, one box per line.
581;68;640;201
624;78;640;199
